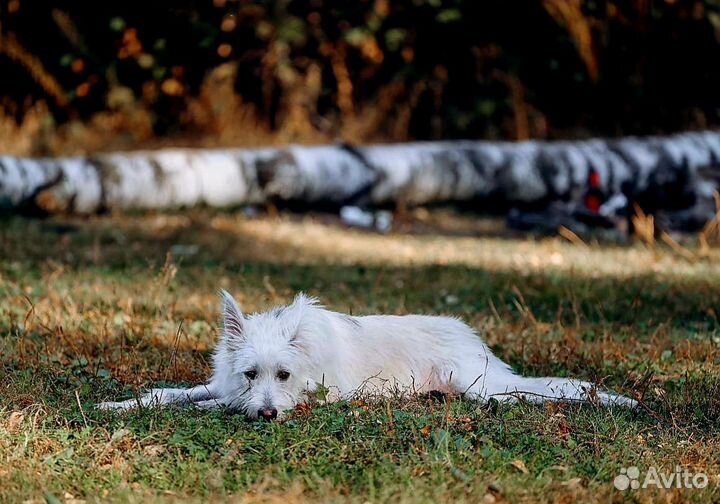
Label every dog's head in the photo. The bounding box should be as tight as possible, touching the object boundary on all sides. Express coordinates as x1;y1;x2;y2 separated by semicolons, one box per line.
218;290;317;421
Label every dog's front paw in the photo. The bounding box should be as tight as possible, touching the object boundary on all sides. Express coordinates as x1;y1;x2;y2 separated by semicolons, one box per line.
96;400;135;411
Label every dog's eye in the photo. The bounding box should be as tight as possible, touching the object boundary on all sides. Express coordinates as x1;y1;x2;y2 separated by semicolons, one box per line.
244;370;257;380
277;370;290;381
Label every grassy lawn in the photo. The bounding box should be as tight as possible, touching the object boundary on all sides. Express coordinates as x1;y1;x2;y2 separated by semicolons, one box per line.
1;210;719;503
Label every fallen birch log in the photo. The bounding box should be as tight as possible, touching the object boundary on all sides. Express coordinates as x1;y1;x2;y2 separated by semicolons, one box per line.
0;132;718;223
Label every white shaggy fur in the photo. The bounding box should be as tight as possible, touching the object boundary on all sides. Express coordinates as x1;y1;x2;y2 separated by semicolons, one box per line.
98;291;636;419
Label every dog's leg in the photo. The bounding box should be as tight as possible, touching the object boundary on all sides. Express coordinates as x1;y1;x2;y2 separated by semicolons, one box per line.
450;355;501;402
451;350;636;407
97;383;217;411
461;374;637;407
191;398;226;409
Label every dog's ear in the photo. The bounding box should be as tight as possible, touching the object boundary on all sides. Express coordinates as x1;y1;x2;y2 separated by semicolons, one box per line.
291;292;320;309
285;292;320;349
219;289;244;338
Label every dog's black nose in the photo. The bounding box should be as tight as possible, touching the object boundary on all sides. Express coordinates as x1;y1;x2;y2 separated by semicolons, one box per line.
258;408;278;421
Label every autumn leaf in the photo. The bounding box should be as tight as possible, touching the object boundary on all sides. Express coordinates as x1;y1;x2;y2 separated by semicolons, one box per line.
510;459;529;473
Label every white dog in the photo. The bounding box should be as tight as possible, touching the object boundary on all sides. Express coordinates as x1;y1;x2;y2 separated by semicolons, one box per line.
98;291;636;420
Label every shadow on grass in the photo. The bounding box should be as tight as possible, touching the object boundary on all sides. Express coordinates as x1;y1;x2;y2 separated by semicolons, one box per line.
1;214;718;329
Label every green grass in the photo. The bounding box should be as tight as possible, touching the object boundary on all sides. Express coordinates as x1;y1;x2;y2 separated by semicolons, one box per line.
1;211;719;503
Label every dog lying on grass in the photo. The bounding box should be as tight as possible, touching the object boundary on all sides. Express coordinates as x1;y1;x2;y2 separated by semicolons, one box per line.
98;291;637;420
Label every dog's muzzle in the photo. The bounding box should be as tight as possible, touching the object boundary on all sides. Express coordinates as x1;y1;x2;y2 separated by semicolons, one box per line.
258;408;278;421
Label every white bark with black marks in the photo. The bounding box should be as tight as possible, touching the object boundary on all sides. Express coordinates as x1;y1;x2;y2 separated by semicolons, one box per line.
0;132;718;219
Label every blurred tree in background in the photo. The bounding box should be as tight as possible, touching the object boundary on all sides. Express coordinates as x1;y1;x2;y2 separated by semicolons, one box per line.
0;0;718;155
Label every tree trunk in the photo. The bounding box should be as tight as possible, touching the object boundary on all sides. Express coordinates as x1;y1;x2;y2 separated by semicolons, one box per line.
1;132;718;220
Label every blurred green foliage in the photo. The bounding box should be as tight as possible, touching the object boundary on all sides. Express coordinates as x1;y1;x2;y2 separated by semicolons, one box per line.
0;0;718;142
